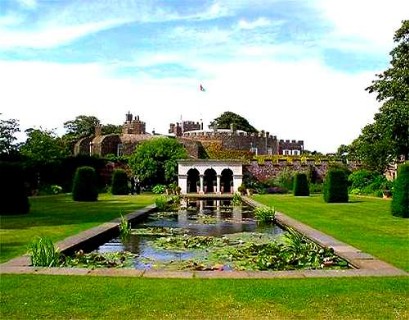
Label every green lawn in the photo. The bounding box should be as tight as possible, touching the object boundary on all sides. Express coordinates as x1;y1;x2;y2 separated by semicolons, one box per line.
1;275;408;320
254;194;409;271
1;193;408;319
0;193;157;263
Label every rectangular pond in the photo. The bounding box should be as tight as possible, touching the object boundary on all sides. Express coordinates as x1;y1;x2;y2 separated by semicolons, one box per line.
67;199;349;272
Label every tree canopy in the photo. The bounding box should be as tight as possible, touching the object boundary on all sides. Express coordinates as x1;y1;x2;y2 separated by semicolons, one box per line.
20;128;69;163
347;20;409;171
209;111;258;133
0;115;20;155
128;137;187;186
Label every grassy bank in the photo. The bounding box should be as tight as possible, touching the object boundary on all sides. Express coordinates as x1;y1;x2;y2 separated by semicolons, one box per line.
254;194;409;271
1;275;408;319
0;193;157;263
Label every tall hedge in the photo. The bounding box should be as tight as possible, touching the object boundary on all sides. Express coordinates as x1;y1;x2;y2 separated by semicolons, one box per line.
72;166;98;201
0;162;30;214
391;163;409;218
323;169;348;203
293;173;310;196
111;169;129;195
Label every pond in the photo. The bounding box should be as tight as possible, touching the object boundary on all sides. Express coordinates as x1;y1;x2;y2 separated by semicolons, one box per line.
64;199;350;271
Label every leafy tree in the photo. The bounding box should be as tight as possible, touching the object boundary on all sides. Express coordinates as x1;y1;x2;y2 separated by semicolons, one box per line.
63;115;101;153
128;137;187;186
353;19;409;169
20;128;69;163
63;115;101;139
102;124;122;135
209;111;258;133
0;115;20;155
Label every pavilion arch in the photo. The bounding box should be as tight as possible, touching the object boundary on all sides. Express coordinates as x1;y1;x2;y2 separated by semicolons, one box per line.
186;168;200;193
221;168;233;193
178;160;243;194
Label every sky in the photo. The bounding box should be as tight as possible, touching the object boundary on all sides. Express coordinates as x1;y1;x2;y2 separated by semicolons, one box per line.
0;0;408;154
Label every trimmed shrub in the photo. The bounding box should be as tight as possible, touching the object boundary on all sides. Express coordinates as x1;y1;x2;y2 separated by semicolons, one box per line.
293;173;310;196
0;162;30;214
323;169;348;203
391;163;409;218
72;166;98;201
111;169;129;195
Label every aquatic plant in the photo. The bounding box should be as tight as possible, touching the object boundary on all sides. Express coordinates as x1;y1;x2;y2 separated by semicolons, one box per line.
28;237;61;267
119;214;131;241
63;250;136;268
253;206;276;223
232;193;242;206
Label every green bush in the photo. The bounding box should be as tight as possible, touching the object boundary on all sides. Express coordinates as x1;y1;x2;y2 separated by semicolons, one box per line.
111;169;129;195
391;163;409;218
0;162;30;214
293;173;310;196
323;169;348;203
254;206;276;223
152;184;166;194
72;166;98;202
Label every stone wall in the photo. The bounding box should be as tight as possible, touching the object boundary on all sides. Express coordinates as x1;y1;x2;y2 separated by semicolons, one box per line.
182;131;279;155
244;159;363;182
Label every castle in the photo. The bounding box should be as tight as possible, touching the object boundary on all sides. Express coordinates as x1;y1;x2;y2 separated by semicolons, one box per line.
74;112;304;158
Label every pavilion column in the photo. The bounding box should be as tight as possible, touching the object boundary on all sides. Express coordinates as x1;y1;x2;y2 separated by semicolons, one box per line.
216;175;221;194
199;175;204;194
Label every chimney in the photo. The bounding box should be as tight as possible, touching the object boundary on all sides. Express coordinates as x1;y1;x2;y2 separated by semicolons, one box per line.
95;124;102;136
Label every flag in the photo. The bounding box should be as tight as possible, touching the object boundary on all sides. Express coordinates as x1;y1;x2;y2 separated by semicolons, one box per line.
199;84;206;92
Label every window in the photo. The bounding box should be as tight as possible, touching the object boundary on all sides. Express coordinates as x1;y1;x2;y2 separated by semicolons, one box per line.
292;150;300;156
117;144;123;157
283;149;290;155
267;148;273;155
250;147;258;155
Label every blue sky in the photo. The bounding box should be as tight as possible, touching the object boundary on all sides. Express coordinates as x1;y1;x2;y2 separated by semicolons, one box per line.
0;0;408;153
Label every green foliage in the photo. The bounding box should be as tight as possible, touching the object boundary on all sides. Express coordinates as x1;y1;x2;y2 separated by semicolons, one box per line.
119;214;131;241
391;163;409;218
209;111;258;133
323;169;349;203
0;162;30;215
293;173;310;196
111;169;129;195
0;115;20;155
129;137;188;186
63;115;100;139
232;193;242;206
63;250;135;268
275;167;294;191
350;20;409;169
20;128;69;163
28;237;61;267
155;195;168;211
253;206;276;222
72;166;98;201
152;184;166;194
348;169;390;196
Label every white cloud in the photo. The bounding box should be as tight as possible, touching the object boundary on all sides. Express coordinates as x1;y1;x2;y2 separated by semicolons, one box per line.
317;0;409;49
238;17;271;30
0;19;132;49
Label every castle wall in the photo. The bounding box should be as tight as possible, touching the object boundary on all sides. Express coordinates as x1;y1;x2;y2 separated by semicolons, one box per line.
182;131;279;155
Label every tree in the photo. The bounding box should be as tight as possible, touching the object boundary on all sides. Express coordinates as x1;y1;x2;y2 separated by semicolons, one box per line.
0;115;20;155
102;124;122;135
63;115;101;153
360;19;409;166
111;169;129;195
20;128;69;163
293;173;310;196
323;169;349;203
128;137;188;186
209;111;258;133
